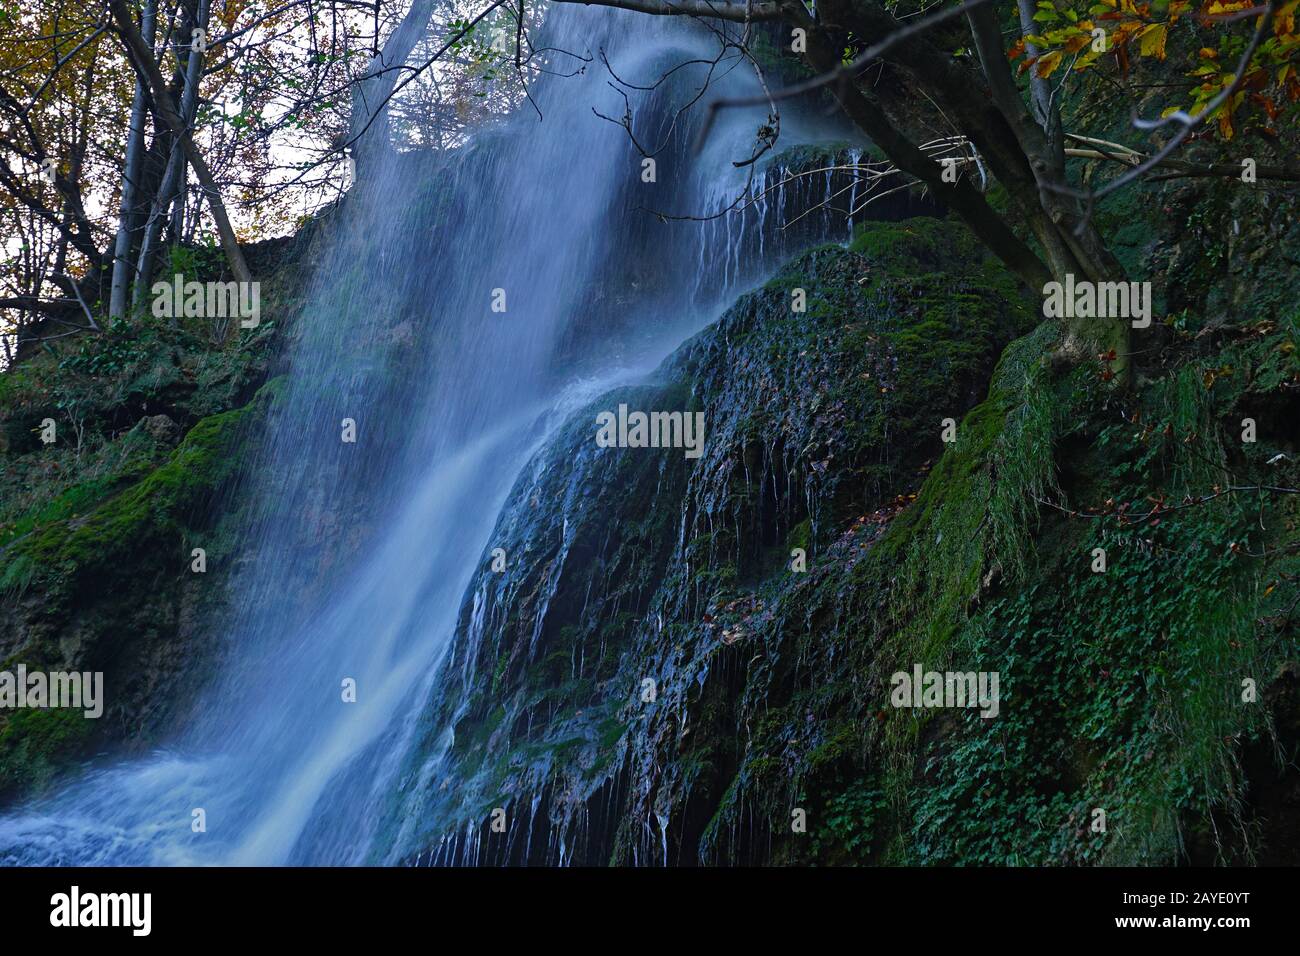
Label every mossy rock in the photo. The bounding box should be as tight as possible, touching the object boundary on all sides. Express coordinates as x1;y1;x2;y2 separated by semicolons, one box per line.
0;379;283;800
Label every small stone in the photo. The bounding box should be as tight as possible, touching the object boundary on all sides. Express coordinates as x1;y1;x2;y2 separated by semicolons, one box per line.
142;414;181;446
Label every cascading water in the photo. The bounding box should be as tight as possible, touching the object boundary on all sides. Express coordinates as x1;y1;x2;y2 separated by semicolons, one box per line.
0;9;866;866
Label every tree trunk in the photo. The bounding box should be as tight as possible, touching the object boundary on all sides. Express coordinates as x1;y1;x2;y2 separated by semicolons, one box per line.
348;0;436;175
108;0;157;320
963;2;1131;377
133;0;208;313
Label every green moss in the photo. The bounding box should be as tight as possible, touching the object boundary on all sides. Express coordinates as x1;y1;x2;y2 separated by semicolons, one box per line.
388;216;1039;865
0;704;96;794
786;519;811;554
1;379;279;597
870;323;1063;671
872;319;1299;865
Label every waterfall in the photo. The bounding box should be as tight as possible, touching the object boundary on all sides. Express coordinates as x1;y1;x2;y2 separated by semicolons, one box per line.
0;10;862;866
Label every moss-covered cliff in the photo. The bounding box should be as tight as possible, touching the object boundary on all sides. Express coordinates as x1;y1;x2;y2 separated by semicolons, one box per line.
0;233;311;797
387;208;1299;867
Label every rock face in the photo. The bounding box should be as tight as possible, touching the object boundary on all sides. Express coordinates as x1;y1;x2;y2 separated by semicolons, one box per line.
387;218;1035;864
140;414;182;447
0;218;320;801
387;213;1300;867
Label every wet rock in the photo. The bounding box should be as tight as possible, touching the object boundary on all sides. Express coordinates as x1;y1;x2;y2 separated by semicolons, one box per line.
141;414;182;447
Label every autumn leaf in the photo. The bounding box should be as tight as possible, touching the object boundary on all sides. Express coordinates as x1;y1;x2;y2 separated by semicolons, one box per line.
1204;0;1258;15
1112;20;1142;45
1277;0;1298;34
1217;89;1246;139
1036;50;1065;76
1074;48;1104;69
1064;32;1092;53
1251;92;1281;120
1137;22;1168;59
1218;109;1235;139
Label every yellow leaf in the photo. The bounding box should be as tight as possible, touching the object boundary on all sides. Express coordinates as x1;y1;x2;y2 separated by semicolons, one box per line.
1218;104;1235;139
1206;0;1255;13
1137;23;1168;59
1036;50;1065;77
1074;49;1103;70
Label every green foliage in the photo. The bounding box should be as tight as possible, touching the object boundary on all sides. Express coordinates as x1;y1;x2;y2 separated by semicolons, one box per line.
1;382;273;591
812;781;886;862
0;707;95;795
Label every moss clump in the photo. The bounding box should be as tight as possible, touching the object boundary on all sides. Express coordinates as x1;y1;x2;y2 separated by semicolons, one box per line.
0;707;96;795
2;381;276;600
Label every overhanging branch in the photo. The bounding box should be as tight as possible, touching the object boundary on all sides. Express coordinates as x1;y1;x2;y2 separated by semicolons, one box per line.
547;0;782;20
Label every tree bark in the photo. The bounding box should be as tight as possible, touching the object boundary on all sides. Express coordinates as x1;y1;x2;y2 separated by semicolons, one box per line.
109;0;156;320
133;0;209;312
963;2;1130;373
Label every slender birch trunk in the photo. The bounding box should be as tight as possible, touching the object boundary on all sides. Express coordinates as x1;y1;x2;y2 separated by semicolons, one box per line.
108;0;156;319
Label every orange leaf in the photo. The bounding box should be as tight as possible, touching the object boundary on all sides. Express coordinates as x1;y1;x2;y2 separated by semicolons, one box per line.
1274;0;1297;33
1218;105;1235;139
1064;33;1091;53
